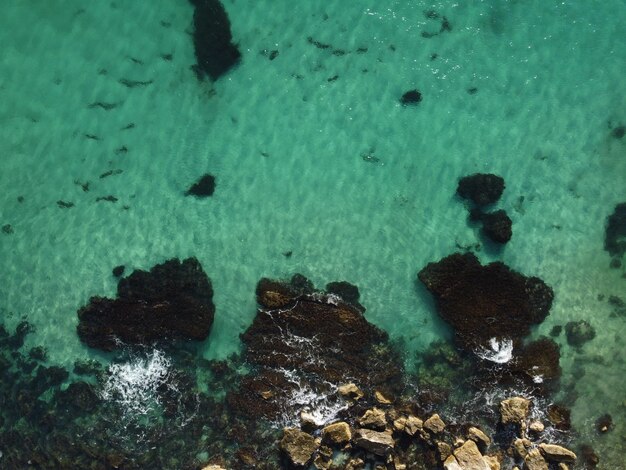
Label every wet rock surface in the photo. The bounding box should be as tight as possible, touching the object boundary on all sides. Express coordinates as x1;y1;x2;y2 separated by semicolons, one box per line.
77;257;215;350
227;275;402;421
564;320;596;348
475;209;513;244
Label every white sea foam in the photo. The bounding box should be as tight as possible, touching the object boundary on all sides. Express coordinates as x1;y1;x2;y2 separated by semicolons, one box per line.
100;349;171;417
475;337;514;364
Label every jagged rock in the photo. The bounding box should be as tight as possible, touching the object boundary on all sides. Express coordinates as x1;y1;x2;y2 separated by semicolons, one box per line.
395;415;424;436
358;408;387;431
444;454;463;470
77;257;215;350
418;253;553;351
185;173;216;197
524;448;548;470
557;464;569;470
546;404;571;430
499;397;531;426
484;455;501;470
564;320;596;348
508;337;561;392
338;383;364;400
424;413;446;434
322;422;351;446
467;426;491;448
512;439;530;459
375;390;392;404
453;440;490;470
345;458;365;470
202;466;227;470
579;444;599;468
529;421;544;433
353;429;394;456
457;174;505;206
437;441;453;462
188;0;241;81
538;444;576;463
279;428;319;467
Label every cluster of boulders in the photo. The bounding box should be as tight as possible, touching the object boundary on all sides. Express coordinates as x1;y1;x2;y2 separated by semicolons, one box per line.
456;173;513;244
277;390;581;470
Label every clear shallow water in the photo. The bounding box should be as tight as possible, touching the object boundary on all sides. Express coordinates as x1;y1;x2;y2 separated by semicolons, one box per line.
0;0;624;467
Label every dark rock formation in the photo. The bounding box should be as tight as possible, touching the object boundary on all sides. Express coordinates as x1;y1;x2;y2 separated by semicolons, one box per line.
77;257;215;350
112;265;125;277
189;0;241;80
400;89;422;105
611;125;625;139
546;403;571;430
457;174;505;206
417;253;553;351
595;413;612;433
471;209;513;244
227;275;403;421
326;280;365;312
564;320;596;348
185;173;216;197
604;202;626;263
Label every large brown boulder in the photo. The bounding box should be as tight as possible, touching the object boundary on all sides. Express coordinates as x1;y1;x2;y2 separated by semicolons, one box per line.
77;257;215;350
279;428;319;467
500;397;531;426
353;429;394;456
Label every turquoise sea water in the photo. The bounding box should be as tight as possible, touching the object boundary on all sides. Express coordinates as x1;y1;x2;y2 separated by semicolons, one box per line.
1;0;625;467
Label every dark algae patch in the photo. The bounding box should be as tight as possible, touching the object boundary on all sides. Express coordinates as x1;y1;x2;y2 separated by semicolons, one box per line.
185;173;216;197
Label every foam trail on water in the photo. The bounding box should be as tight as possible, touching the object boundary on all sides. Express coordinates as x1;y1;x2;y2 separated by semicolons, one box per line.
100;348;171;417
475;337;514;364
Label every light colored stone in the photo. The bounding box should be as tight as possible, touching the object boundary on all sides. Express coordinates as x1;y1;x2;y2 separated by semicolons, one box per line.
484;455;501;470
524;448;548;470
468;426;491;447
529;420;544;433
424;413;446;434
375;390;392;404
405;415;423;435
444;454;463;470
393;416;407;432
437;441;453;462
500;397;531;425
538;444;576;463
453;439;490;470
322;422;352;446
345;458;365;470
354;429;394;456
557;464;569;470
358;407;387;430
454;437;466;447
512;439;529;459
313;453;332;470
201;466;227;470
280;427;319;467
338;383;364;400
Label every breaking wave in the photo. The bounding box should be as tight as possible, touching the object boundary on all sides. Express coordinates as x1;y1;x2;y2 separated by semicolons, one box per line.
475;337;514;363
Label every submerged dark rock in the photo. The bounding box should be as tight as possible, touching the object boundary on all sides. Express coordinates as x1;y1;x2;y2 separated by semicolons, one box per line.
457;173;505;206
471;209;513;244
564;320;596;348
189;0;241;80
77;257;215;350
112;265;125;277
185;173;216;197
418;252;553;351
228;275;402;421
604;202;626;262
326;280;365;312
400;89;422;105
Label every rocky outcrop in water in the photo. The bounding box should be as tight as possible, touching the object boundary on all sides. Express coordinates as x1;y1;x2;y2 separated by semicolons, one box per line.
185;173;216;197
418;253;553;351
227;274;403;422
470;209;513;244
457;173;505;206
189;0;241;80
77;257;215;350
